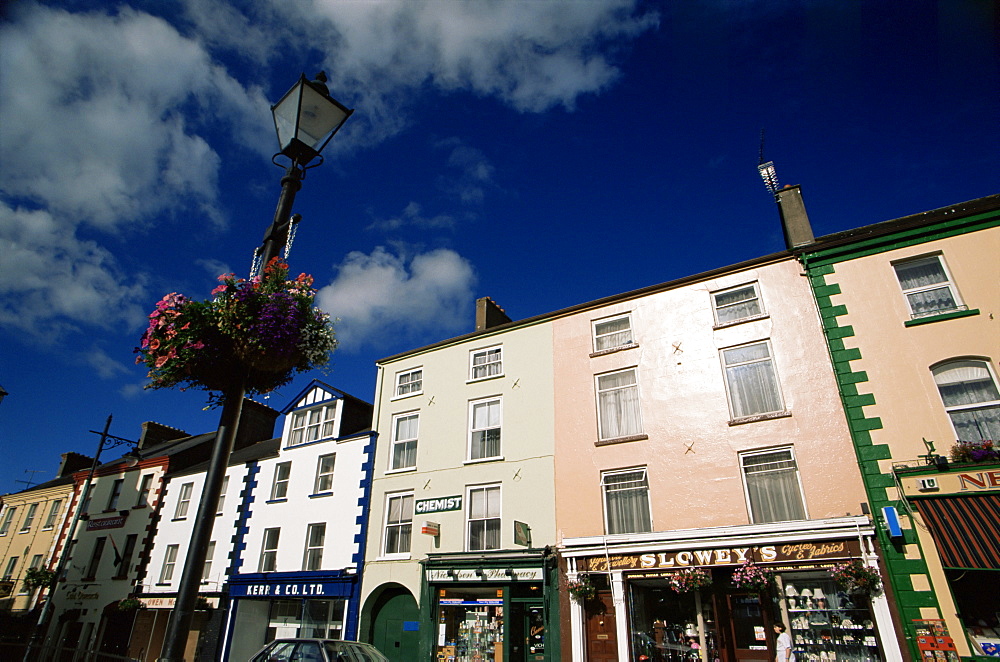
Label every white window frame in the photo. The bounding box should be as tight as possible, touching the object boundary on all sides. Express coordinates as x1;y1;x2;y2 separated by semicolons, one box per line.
313;454;337;494
893;254;964;319
20;503;38;532
173;482;194;519
20;554;44;594
932;359;1000;443
468;397;503;462
270;462;292;501
395;368;423;398
201;541;216;582
592;314;635;352
601;468;652;535
106;479;124;511
469;346;503;381
739;447;808;524
389;412;419;472
712;282;766;326
0;507;16;535
303;523;326;570
43;500;62;530
259;528;280;572
595;367;644;440
288;404;337;447
216;475;229;515
159;544;179;584
466;484;502;552
3;556;18;580
721;340;786;420
382;492;414;558
136;475;154;508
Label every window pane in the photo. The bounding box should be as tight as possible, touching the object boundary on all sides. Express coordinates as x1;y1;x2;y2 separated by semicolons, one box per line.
895;257;947;289
742;450;805;523
598;370;642;438
603;470;651;534
724;344;783;418
715;286;762;323
595;317;633;350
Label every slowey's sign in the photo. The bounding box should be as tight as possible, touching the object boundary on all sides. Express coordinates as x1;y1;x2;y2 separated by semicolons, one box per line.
585;539;860;573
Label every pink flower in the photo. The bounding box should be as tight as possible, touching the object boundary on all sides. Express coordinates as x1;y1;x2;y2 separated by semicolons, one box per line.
155;356;169;368
149;339;161;350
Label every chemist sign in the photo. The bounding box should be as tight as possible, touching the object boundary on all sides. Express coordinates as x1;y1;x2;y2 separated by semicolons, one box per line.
415;496;463;515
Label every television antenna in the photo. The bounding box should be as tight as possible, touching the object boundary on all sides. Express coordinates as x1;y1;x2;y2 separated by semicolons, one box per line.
757;129;780;195
15;469;46;489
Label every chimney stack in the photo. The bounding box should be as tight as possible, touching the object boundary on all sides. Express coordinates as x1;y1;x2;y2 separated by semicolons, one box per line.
776;184;815;250
139;421;189;450
476;297;512;332
58;452;94;477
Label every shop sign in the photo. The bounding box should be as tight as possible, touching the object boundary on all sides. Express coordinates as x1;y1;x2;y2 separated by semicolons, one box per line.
426;567;543;582
231;581;336;597
514;521;531;547
415;496;463;514
139;596;220;609
440;598;503;606
422;521;441;536
87;514;128;531
958;470;1000;491
585;539;860;572
65;589;100;601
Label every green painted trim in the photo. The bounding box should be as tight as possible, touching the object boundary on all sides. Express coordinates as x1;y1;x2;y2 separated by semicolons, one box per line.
904;309;980;327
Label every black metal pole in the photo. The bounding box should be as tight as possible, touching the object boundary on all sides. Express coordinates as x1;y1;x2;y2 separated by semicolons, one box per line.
257;164;303;273
158;382;246;662
24;415;113;662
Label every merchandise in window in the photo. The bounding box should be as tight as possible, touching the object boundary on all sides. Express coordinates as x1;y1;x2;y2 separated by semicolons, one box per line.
270;462;292;500
288;404;337;446
596;368;644;440
468;485;501;551
741;448;807;524
779;572;883;660
469;398;502;460
471;347;503;380
713;283;765;325
396;369;423;397
629;577;720;662
722;342;784;419
894;255;963;318
932;360;1000;443
602;469;652;534
593;315;634;351
384;493;413;555
391;413;418;470
435;587;505;662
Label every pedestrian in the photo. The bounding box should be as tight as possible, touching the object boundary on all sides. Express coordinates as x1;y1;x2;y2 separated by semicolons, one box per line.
774;623;795;662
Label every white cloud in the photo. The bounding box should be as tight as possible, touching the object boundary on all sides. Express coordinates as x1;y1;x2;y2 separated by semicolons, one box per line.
317;247;477;349
365;202;458;232
83;346;132;380
436;138;497;205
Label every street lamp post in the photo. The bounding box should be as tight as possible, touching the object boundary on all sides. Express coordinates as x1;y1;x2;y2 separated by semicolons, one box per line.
157;72;352;662
24;415;139;662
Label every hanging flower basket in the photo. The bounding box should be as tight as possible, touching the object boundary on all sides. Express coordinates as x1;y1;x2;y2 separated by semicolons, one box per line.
22;567;57;591
949;440;999;464
116;597;146;611
731;560;775;593
667;567;713;593
135;258;336;401
567;575;598;603
829;559;883;597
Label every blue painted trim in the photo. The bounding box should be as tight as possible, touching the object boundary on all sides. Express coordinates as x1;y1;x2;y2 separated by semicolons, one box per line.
265;498;288;504
279;379;351;415
346;430;378;640
221;589;240;662
230;462;261;576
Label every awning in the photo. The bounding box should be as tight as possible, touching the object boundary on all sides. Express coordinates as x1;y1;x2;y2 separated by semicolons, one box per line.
914;494;1000;570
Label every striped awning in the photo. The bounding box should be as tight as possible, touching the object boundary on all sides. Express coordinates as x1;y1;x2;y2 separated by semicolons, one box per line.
915;494;1000;570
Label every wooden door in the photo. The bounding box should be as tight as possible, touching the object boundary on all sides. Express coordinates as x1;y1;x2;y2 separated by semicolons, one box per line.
725;593;771;662
585;591;618;662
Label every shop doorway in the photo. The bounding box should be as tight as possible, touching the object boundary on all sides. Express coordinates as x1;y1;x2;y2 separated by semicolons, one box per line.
585;591;618;662
724;593;771;662
509;602;545;662
369;588;419;662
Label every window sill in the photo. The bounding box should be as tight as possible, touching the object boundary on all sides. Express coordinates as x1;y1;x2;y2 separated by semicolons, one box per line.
589;343;639;358
728;410;791;426
391;391;423;402
18;529;31;534
170;517;187;522
466;374;504;385
132;505;148;510
377;554;412;562
385;467;417;475
595;433;648;447
155;582;171;587
309;492;334;499
904;308;979;327
464;457;504;465
265;499;288;505
713;313;770;330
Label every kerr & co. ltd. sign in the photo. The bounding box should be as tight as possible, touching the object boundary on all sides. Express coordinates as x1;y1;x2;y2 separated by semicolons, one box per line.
585;539;861;573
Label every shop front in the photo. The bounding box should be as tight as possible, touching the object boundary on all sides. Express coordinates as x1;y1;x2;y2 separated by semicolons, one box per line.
224;571;360;661
421;550;559;662
562;518;902;662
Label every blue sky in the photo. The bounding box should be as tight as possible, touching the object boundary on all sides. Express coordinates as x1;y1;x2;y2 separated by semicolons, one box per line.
1;0;997;493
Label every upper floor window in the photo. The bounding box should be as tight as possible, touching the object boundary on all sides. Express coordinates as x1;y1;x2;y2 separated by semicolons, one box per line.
0;507;16;535
159;544;179;583
259;528;280;572
201;541;216;582
383;493;413;556
288;404;337;447
115;534;138;579
20;503;38;532
601;468;652;535
173;482;193;519
106;479;124;511
303;523;326;570
740;448;807;524
933;360;1000;442
894;255;964;319
314;454;336;493
722;341;784;419
593;315;634;352
390;413;418;471
136;475;154;508
270;462;292;501
395;368;423;397
596;368;643;440
469;398;502;461
215;475;230;515
3;556;18;580
713;283;765;326
470;346;503;381
84;537;106;579
43;500;62;529
467;485;501;551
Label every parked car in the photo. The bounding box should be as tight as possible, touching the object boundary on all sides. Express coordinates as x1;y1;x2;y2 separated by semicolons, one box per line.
249;638;390;662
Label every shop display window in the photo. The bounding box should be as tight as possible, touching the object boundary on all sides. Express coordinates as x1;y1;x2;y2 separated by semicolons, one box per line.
629;578;719;662
942;568;1000;656
264;599;345;641
436;587;504;662
779;573;882;662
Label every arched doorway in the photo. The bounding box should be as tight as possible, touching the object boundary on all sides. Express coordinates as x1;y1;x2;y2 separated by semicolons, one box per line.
366;585;419;662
